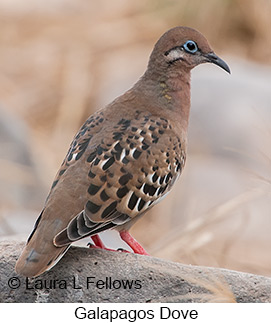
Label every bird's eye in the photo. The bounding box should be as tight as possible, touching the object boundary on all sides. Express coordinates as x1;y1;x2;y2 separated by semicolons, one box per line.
183;40;198;54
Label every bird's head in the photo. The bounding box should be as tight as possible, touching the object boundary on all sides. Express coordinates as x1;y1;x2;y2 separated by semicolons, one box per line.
148;26;230;75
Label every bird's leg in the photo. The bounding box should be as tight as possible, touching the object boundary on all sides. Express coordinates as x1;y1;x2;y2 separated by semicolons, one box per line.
89;234;130;253
119;231;149;255
91;234;106;249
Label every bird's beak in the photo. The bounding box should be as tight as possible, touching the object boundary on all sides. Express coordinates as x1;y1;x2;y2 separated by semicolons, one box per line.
204;52;231;74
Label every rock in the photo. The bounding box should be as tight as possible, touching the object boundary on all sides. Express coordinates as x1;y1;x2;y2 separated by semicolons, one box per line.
0;241;270;303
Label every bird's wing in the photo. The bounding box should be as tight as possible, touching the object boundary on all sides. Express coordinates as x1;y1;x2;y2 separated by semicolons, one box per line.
54;113;185;246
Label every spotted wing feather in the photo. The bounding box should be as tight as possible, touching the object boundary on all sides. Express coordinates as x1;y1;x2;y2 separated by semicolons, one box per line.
54;115;185;246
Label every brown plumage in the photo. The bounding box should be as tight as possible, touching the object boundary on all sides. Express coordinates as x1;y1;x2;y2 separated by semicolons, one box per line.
15;26;230;277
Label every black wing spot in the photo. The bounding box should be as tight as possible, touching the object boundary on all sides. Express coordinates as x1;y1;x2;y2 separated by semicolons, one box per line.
176;162;181;172
122;157;129;165
143;183;151;194
152;173;158;183
159;175;165;185
67;151;73;162
86;201;101;214
76;138;91;160
143;183;157;196
128;192;138;210
97;146;104;155
117;186;129;198
119;173;133;185
87;152;96;163
115;151;121;161
138;198;146;211
88;170;96;178
133;149;142;160
101;201;118;219
114;142;122;152
100;175;107;182
100;189;110;202
118;119;131;128
102;157;115;170
113;132;123;140
142;141;149;150
88;184;101;196
94;158;100;166
157;187;163;196
149;185;157;196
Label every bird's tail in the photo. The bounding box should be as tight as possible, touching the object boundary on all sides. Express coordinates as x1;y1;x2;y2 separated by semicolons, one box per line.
15;210;70;277
15;242;70;278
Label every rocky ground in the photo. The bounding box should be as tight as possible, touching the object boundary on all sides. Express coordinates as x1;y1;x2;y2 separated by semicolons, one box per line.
1;241;271;303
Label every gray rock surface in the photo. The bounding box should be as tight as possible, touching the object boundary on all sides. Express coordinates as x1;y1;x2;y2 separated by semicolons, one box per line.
0;241;270;303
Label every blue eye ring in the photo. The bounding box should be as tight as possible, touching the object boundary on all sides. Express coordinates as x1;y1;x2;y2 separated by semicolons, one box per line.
183;40;198;54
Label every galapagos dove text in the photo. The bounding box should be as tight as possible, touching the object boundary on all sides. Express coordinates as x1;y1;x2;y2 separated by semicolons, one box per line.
74;306;198;321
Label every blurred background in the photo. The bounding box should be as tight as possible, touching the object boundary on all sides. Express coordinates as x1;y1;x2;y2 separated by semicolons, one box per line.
0;0;270;277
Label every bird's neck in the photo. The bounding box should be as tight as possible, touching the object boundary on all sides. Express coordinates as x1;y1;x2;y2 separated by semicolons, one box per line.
135;69;191;133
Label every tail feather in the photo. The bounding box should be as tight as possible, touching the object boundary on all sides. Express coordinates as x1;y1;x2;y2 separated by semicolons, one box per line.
15;210;70;277
15;243;70;278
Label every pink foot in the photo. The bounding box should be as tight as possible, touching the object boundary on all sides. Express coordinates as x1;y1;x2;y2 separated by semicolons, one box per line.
91;234;106;249
119;231;149;255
